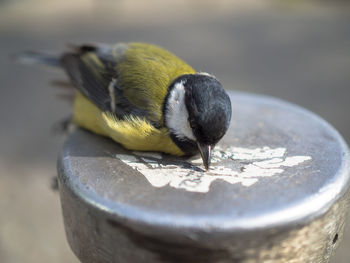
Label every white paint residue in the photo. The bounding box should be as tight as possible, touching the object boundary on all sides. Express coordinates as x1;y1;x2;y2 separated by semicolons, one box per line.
213;146;286;161
190;147;286;164
115;146;312;193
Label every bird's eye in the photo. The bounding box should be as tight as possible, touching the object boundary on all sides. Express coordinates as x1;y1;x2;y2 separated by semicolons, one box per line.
188;118;196;129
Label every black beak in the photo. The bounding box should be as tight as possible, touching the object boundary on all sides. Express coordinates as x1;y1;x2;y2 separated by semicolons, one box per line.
197;142;211;171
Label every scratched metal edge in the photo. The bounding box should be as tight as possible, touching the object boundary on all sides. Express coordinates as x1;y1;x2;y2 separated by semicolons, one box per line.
57;91;350;234
57;165;350;262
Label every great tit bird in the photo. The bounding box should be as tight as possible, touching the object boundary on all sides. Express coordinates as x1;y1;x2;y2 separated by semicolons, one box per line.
20;42;232;170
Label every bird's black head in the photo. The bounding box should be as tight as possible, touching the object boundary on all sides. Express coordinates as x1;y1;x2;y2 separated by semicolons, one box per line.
165;73;232;170
183;74;232;146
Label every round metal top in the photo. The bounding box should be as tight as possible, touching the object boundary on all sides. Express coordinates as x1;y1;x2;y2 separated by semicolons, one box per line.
58;91;350;233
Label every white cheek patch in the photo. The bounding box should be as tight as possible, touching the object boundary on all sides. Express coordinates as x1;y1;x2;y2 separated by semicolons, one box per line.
165;81;195;141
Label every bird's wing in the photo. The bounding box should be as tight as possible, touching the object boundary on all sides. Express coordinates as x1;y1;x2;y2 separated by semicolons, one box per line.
61;43;195;127
61;43;153;124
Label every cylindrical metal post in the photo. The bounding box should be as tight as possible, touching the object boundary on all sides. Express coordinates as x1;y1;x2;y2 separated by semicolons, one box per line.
58;91;350;263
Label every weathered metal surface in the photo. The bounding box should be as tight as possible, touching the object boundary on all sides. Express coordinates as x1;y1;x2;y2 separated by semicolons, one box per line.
57;91;350;262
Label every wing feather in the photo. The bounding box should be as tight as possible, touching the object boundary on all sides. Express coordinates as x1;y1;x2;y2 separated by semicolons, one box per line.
61;44;151;120
61;52;112;111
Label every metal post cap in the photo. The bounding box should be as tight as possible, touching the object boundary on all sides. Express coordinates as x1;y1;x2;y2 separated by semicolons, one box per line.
58;91;350;263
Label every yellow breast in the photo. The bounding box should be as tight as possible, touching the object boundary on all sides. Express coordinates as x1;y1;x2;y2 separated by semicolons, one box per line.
72;92;184;156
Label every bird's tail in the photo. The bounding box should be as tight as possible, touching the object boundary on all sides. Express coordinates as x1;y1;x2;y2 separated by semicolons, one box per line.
13;51;61;68
14;50;76;103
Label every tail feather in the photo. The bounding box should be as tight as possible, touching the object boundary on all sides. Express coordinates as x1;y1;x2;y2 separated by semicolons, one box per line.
50;80;73;89
13;51;61;68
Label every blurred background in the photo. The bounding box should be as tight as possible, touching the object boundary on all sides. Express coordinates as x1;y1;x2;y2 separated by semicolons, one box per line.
0;0;349;262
